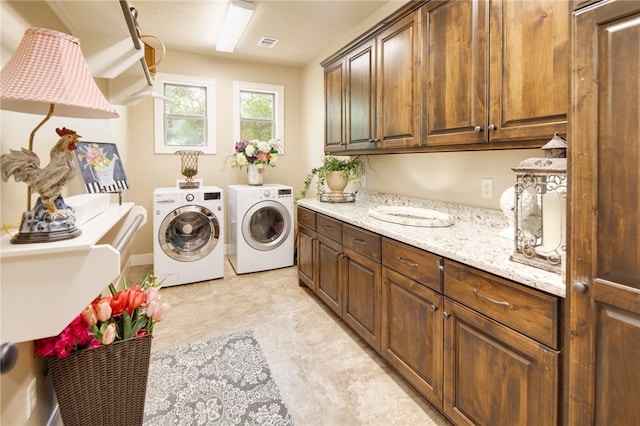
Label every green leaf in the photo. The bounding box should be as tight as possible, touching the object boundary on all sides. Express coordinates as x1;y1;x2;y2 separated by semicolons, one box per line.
122;311;133;340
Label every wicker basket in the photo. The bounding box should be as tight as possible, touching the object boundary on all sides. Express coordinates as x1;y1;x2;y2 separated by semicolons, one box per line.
48;334;153;426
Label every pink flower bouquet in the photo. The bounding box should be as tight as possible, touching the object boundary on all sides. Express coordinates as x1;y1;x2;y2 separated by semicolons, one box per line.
34;272;170;359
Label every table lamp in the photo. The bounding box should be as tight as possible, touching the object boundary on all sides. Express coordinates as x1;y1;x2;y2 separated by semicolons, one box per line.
0;27;119;244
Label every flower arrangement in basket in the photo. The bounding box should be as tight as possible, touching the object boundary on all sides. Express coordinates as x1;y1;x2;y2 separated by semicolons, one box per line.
231;139;280;170
33;272;171;426
34;272;170;358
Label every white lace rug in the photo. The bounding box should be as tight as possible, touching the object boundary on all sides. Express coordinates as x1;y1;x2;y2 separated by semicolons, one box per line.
144;330;294;425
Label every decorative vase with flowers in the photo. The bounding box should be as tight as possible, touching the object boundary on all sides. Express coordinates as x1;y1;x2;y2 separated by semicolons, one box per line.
231;139;280;185
34;272;171;426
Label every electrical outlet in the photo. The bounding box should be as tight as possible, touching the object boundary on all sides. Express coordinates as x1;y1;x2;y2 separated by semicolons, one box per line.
481;178;494;199
26;377;37;419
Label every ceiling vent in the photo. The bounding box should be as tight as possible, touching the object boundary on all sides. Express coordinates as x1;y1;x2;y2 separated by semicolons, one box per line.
257;37;279;48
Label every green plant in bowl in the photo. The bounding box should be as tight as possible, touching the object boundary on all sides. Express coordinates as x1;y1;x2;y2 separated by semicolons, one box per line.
300;156;365;199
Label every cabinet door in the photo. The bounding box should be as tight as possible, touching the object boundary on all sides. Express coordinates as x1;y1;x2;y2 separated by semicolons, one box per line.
443;298;559;425
381;267;444;408
324;58;346;152
316;234;343;315
376;11;421;150
423;0;488;146
567;1;640;424
488;0;568;143
343;248;382;351
345;39;377;151
297;226;316;290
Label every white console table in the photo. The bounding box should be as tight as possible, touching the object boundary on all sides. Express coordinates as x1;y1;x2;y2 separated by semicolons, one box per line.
0;203;146;343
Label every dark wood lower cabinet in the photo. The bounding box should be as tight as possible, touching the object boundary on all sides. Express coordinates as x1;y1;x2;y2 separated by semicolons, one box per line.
343;248;382;352
316;233;343;315
299;210;562;425
443;298;559;425
381;267;444;409
297;226;316;289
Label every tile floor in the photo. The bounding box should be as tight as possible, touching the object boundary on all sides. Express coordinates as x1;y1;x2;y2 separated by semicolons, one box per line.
129;258;452;426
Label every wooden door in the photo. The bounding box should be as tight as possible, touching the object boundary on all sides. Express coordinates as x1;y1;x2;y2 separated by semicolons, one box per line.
343;248;382;351
324;58;346;152
381;267;444;408
488;0;569;143
316;233;343;315
423;0;488;146
376;11;421;150
297;226;316;290
345;39;377;151
443;298;559;425
567;1;640;424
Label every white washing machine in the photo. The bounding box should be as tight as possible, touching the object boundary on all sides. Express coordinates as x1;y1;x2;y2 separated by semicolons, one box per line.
228;184;294;274
153;186;224;286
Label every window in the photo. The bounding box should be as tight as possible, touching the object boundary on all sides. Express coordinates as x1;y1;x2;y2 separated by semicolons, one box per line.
154;73;216;154
233;81;284;153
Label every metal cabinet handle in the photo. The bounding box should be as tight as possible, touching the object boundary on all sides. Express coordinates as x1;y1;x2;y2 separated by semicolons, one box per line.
352;238;367;245
572;280;590;294
474;126;483;132
323;225;334;230
473;288;510;307
443;311;451;319
430;304;438;312
397;256;418;268
488;124;497;131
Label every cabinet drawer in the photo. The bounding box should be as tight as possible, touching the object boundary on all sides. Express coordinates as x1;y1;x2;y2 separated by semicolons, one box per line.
444;260;559;349
297;206;316;230
316;214;342;242
343;223;381;262
382;238;442;292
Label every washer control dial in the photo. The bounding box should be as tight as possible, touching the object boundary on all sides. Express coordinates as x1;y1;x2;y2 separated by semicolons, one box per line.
186;193;194;202
263;190;271;198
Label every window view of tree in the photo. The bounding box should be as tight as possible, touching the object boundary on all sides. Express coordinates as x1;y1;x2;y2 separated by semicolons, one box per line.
164;84;207;147
240;91;274;141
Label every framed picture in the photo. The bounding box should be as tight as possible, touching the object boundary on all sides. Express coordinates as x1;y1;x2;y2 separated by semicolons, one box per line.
75;142;129;193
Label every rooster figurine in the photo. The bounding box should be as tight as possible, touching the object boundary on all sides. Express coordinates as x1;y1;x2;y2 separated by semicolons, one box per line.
1;128;82;242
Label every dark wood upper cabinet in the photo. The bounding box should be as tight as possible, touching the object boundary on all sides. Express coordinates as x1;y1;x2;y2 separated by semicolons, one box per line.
323;8;421;153
323;58;346;152
422;0;488;146
323;0;570;154
566;1;640;424
423;0;569;148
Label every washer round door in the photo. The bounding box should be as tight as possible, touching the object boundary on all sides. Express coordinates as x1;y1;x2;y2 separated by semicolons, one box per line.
158;205;220;262
242;200;291;251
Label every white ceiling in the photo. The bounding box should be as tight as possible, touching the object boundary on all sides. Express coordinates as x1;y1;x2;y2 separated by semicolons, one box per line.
129;0;394;67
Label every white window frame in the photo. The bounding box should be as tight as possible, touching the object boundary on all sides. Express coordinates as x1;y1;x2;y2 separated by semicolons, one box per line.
154;73;216;154
232;81;285;153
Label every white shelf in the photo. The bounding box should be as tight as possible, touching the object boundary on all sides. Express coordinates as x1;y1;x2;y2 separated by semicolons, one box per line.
0;203;147;343
45;0;153;104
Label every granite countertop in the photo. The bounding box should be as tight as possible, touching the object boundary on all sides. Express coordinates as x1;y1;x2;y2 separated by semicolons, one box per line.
297;190;565;298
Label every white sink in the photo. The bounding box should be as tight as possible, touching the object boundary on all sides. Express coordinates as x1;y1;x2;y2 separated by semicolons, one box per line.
368;206;455;227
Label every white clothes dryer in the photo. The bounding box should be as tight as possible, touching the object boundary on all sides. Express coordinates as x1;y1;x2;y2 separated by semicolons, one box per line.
153;186;224;286
228;184;294;274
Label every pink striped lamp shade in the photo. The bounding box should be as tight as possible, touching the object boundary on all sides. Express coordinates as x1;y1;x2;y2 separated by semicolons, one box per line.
0;27;118;119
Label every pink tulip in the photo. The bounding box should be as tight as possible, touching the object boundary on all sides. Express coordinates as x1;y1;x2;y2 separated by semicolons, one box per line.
101;323;116;345
147;300;171;321
81;306;98;327
145;287;160;304
94;299;112;322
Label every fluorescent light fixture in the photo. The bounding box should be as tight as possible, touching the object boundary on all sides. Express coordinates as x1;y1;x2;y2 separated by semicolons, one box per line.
216;0;255;53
